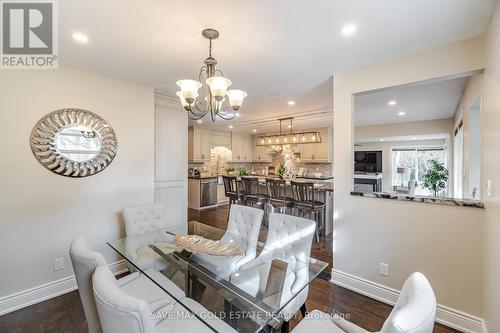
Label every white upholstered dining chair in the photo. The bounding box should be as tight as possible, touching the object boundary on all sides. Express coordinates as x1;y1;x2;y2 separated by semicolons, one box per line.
122;203;169;271
93;266;237;333
230;212;316;332
191;204;264;280
123;203;166;236
292;272;437;333
69;237;183;333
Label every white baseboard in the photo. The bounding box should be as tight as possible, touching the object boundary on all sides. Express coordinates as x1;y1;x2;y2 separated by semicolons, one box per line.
330;269;486;333
0;260;129;316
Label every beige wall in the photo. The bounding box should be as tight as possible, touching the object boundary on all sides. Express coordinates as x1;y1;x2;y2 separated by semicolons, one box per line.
0;67;155;298
482;2;500;331
356;118;454;140
333;37;485;318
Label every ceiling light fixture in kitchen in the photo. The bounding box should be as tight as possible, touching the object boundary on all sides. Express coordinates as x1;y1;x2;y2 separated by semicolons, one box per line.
256;117;322;146
176;28;247;121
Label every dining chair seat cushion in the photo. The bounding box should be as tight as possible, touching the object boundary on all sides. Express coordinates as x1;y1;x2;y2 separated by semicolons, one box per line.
155;298;237;333
192;205;263;280
127;245;168;272
118;268;184;305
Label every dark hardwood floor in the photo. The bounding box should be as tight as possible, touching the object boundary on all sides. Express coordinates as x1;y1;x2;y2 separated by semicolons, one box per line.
0;204;460;333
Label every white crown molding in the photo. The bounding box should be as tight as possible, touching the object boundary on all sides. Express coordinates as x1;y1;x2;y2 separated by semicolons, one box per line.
154;91;180;108
0;260;128;316
330;269;486;333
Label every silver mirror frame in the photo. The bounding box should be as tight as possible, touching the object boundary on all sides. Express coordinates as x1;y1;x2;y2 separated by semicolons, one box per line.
30;108;118;177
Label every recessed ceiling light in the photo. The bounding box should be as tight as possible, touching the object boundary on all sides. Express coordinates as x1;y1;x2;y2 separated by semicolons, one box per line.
228;125;233;129
72;32;89;43
252;129;257;133
197;119;203;123
398;111;406;116
388;100;397;106
287;100;295;106
341;23;357;37
269;93;284;98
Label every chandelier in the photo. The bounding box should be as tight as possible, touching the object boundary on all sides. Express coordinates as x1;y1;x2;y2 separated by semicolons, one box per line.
176;29;247;121
256;118;322;146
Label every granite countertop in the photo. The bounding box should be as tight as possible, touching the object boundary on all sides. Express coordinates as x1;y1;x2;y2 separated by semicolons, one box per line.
188;175;219;180
296;175;334;180
351;191;484;209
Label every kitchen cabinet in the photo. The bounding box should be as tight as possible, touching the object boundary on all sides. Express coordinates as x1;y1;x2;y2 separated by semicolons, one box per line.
155;95;188;227
298;129;332;162
231;132;252;161
188;127;211;162
210;132;231;148
252;139;272;162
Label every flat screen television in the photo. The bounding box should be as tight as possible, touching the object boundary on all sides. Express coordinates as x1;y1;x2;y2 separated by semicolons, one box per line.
354;151;382;173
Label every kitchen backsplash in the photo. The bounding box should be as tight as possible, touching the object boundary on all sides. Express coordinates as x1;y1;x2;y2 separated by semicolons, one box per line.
189;147;333;176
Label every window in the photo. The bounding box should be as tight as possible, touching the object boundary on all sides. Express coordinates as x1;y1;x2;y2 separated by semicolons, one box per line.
391;147;447;195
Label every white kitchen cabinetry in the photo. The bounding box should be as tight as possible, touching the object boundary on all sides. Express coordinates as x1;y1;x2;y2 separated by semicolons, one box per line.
188;127;211;162
299;129;332;162
252;144;272;162
231;133;253;161
210;132;231;148
155;95;188;228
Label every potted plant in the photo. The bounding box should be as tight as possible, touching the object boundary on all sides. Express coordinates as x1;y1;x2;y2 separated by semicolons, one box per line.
277;162;286;179
422;159;449;197
238;167;247;177
225;167;235;175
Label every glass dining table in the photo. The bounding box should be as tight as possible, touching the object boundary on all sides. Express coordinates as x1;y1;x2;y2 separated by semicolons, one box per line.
107;221;328;333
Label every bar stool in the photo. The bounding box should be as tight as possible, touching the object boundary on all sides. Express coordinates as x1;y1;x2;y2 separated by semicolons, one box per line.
240;176;269;209
222;175;242;206
265;179;295;214
290;181;325;242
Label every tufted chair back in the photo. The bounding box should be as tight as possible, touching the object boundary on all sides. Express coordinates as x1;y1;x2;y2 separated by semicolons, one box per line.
123;203;165;237
380;272;436;333
69;237;108;333
93;266;155;333
260;213;316;321
223;204;264;257
265;213;315;293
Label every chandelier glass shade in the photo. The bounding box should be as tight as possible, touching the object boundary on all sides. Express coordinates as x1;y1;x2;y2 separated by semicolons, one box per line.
256;118;322;146
176;29;247;121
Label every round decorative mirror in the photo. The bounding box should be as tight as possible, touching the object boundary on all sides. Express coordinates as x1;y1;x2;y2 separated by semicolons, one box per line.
30;109;118;177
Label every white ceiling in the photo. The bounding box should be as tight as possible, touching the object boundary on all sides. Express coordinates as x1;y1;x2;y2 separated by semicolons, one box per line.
356;133;449;143
354;76;469;126
59;0;496;133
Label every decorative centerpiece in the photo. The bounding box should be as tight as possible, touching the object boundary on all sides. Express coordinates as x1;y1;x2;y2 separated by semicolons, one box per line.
174;235;244;256
273;145;300;179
